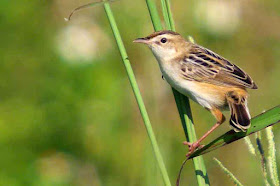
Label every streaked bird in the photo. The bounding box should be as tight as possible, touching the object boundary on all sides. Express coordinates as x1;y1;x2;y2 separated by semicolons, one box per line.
134;30;257;156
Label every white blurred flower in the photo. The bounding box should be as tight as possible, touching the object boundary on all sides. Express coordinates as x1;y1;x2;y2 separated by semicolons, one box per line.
195;0;241;35
56;18;111;64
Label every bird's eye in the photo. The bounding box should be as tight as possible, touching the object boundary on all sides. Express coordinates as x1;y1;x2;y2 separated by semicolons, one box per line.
160;38;167;43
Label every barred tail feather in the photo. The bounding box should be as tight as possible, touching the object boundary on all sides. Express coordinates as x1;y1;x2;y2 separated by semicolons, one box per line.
226;92;251;132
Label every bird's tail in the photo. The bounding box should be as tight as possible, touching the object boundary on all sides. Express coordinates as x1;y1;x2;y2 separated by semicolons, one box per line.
226;91;251;132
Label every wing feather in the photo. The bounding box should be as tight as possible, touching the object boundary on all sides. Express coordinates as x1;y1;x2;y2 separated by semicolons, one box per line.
180;44;258;89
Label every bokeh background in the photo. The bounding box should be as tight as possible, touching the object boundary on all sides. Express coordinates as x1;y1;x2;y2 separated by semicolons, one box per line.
1;0;280;185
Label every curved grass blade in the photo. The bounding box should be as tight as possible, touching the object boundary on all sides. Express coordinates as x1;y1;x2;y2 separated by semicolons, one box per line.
65;0;117;21
177;105;280;184
189;105;280;158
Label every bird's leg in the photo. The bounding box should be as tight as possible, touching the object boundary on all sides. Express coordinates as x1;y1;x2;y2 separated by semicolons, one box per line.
184;108;225;157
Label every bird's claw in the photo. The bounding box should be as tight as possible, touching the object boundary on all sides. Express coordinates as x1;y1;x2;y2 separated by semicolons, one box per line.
183;141;204;157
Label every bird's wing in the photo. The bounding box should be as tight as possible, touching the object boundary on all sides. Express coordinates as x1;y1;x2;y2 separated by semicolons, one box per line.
180;44;258;89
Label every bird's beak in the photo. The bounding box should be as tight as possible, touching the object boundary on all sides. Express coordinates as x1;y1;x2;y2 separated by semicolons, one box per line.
133;37;150;44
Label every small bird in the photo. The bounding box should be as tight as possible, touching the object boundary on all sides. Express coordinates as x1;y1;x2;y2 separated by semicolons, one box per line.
134;30;257;156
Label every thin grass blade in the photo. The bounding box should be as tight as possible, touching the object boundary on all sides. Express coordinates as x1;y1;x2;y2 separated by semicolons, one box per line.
65;0;117;21
145;0;163;30
163;0;175;30
160;0;170;29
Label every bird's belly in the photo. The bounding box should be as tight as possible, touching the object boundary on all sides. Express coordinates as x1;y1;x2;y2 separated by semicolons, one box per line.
178;81;227;109
161;66;227;109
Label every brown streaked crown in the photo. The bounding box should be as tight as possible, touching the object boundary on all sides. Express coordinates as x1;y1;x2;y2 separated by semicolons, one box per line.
145;30;180;39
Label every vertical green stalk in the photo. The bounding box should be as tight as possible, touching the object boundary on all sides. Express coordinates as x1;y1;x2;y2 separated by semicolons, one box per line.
163;0;175;30
159;1;209;185
160;0;171;29
145;0;163;30
103;2;171;186
143;0;209;183
173;93;209;185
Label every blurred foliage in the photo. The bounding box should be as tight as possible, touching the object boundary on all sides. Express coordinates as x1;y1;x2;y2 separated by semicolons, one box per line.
0;0;279;185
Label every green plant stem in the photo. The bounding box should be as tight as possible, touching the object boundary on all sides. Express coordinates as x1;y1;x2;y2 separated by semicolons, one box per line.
149;0;209;185
173;92;209;185
163;0;175;30
145;0;163;30
103;2;171;186
189;105;280;159
160;0;171;29
163;1;209;185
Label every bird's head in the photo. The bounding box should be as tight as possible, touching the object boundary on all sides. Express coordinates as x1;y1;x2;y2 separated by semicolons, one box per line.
134;30;187;60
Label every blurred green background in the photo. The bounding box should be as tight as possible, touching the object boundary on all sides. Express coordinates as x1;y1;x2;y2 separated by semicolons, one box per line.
0;0;280;185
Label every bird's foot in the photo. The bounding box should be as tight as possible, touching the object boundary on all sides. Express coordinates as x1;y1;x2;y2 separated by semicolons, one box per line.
183;141;204;157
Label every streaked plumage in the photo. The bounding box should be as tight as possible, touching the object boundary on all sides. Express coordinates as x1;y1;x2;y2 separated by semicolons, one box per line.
134;30;257;155
180;44;257;89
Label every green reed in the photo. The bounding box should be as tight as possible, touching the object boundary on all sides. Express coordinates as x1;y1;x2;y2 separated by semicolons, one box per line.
158;0;210;185
102;2;171;186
